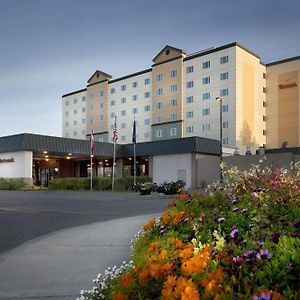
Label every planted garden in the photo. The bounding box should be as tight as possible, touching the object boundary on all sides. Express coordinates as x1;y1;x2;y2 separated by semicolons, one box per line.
79;161;300;299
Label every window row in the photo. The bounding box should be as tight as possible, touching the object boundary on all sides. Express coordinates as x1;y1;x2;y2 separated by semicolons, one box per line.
185;55;229;74
65;96;86;106
110;78;151;94
186;73;228;88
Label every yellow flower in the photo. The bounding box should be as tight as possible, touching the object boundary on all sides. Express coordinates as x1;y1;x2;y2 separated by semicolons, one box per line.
213;230;225;251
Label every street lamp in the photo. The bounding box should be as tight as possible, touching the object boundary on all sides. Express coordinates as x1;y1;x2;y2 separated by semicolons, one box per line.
216;97;223;182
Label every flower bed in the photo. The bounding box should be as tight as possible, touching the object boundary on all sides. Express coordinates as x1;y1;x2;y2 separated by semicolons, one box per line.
78;162;300;300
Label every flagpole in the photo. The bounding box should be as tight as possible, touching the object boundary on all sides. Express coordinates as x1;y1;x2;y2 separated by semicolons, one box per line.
132;117;137;189
90;152;93;191
112;116;117;191
90;122;94;191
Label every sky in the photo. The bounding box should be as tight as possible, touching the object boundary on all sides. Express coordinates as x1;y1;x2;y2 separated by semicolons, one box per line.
0;0;299;137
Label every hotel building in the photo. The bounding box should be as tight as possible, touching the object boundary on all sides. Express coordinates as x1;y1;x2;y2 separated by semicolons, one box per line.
62;42;300;153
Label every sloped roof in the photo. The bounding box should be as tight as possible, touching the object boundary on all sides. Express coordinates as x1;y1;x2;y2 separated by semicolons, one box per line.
152;45;186;63
0;134;219;158
87;70;112;84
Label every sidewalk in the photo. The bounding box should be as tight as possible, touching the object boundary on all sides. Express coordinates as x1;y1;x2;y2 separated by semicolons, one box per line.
0;214;159;300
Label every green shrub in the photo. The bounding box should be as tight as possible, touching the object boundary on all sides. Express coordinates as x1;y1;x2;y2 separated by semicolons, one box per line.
114;176;152;191
0;178;25;190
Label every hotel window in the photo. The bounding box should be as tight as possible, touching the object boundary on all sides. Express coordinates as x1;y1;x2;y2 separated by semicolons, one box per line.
82;129;86;135
263;101;267;107
110;100;115;106
121;97;126;104
157;102;163;109
121;110;126;116
156;129;162;138
203;77;210;85
171;99;177;106
99;126;104;132
222;137;229;144
121;123;126;129
65;122;69;127
73;131;77;137
203;108;210;116
186;126;194;133
110;124;114;130
144;91;151;98
110;112;115;119
82;107;86;113
89;93;94;99
170;70;177;78
99;91;104;97
171;114;177;121
263;87;266;93
157;88;163;95
144;132;150;138
132;94;138;101
145;78;150;85
220;88;228;96
82;96;86;102
144;118;150;125
82;118;86;124
156;74;163;81
263;130;266;136
220;55;228;64
73;98;78;104
110;88;115;94
263;115;266;122
222;105;228;112
121;136;126;141
203;61;210;69
202;123;210;131
186;66;194;73
203;92;210;100
73;120;77;126
65;100;69;106
121;84;126;91
144;105;151;111
99;115;104;120
186;96;194;103
220;72;228;80
65;112;69;117
100;102;104;108
132;81;138;88
222;121;229;128
170;84;177;92
186;81;194;88
65;133;69;137
132;107;138;114
73;109;77;114
186;111;194;118
157;116;163;123
263;73;266;79
170;128;177;136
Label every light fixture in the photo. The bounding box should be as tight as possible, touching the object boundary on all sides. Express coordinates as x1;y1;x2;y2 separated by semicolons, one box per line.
45;155;49;158
66;156;71;160
68;153;72;156
43;151;48;154
45;158;49;162
129;157;132;161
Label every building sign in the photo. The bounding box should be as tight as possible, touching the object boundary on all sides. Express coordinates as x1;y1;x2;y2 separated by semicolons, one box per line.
278;82;297;89
0;157;15;163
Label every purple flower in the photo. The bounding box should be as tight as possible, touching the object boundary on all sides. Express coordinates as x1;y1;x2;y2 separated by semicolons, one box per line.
256;249;272;260
218;217;225;223
293;220;300;228
233;256;244;266
159;225;169;235
269;232;280;244
252;291;272;300
210;249;218;256
230;225;238;239
243;250;257;260
232;207;239;212
231;195;237;204
242;208;248;213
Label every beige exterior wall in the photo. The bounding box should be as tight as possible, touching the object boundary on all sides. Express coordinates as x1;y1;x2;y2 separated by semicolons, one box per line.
152;58;184;125
86;81;109;137
236;47;266;154
266;58;300;148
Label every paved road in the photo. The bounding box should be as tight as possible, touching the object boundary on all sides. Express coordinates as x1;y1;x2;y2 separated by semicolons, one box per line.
0;190;171;254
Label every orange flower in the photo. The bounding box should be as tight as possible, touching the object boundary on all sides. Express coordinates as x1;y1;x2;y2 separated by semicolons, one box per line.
161;211;170;223
172;211;185;225
180;243;194;261
112;292;126;300
161;275;177;300
143;218;156;231
121;272;133;289
147;241;160;254
179;193;191;203
182;247;210;276
181;284;200;300
201;267;223;297
172;238;184;249
137;269;150;284
159;249;168;260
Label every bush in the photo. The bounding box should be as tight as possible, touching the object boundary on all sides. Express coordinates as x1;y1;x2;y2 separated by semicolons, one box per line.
78;162;300;300
114;176;152;191
0;178;25;190
157;180;185;195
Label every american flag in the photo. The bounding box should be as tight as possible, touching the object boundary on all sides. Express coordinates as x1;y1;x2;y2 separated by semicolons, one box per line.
90;128;94;156
113;119;118;144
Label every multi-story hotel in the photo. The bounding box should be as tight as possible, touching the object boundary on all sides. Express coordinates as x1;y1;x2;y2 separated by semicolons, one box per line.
62;42;300;153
